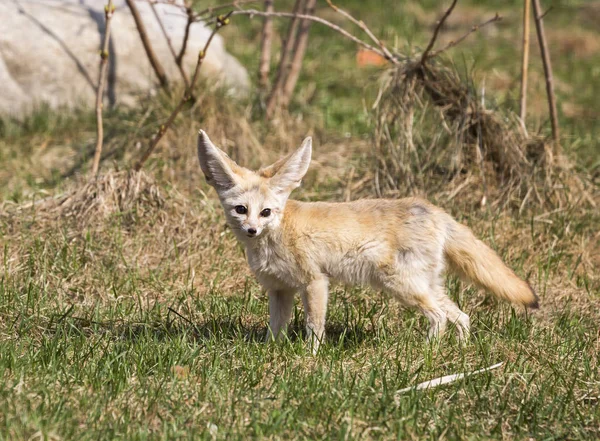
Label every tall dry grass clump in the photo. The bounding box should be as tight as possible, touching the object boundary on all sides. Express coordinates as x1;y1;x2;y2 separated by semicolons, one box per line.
2;171;165;230
371;59;591;211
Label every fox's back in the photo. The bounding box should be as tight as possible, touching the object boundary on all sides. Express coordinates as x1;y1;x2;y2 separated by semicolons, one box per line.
282;197;448;246
252;197;451;288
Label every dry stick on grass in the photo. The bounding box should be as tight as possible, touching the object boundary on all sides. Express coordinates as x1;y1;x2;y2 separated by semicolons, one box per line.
258;0;275;90
133;13;232;171
325;0;395;62
92;0;116;177
420;0;458;65
126;0;169;88
394;362;504;397
280;0;317;108
519;0;531;124
149;1;190;88
531;0;559;145
265;0;304;118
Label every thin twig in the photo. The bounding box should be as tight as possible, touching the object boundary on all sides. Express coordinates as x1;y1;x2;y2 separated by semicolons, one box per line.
194;0;258;18
539;6;553;20
149;1;190;88
133;13;232;171
258;0;275;90
176;4;194;66
420;0;458;65
280;0;317;108
519;0;530;123
228;9;392;63
92;0;116;177
126;0;169;88
325;0;395;62
265;0;304;118
167;307;196;328
144;0;181;6
429;13;502;58
476;109;489;208
531;0;559;144
140;0;187;16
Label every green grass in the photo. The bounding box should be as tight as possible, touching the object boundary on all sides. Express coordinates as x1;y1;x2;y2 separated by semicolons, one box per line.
1;281;599;439
1;266;598;439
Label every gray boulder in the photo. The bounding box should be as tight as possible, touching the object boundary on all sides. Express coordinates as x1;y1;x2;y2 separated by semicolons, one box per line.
0;0;250;117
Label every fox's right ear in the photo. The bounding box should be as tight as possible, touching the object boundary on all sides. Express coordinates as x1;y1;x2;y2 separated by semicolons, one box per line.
197;130;241;191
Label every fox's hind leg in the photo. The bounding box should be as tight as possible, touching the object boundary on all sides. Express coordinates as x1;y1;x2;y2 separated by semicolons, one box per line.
434;284;470;341
383;276;448;340
266;289;295;342
414;297;447;341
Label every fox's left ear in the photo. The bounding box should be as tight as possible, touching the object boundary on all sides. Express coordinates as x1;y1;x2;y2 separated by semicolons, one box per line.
269;137;312;195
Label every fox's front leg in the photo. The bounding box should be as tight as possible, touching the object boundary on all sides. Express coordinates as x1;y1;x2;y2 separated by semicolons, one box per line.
265;290;295;342
301;278;329;354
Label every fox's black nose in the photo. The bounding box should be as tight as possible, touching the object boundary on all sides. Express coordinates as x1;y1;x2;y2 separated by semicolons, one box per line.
247;228;257;236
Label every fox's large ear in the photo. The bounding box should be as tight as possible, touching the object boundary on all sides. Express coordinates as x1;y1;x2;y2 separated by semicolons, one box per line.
269;137;312;194
197;130;240;191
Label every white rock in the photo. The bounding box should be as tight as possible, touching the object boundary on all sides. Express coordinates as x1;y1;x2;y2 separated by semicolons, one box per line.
0;0;250;117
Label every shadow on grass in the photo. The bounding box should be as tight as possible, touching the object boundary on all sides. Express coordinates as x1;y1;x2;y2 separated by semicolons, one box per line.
44;308;373;349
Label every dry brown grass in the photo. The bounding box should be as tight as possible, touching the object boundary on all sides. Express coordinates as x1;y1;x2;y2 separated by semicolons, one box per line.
5;170;165;228
1;170;249;305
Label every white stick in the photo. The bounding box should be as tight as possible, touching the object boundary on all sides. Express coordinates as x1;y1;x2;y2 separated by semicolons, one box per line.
395;362;504;396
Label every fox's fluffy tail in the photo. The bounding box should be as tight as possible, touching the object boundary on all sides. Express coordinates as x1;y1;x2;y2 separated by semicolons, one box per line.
444;220;539;309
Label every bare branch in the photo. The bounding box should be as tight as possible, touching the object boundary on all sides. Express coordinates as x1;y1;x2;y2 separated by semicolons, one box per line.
325;0;395;62
144;0;182;5
265;0;304;118
140;0;187;16
92;0;116;177
227;9;392;63
429;13;502;58
134;13;233;171
539;6;553;20
519;0;531;122
149;1;190;88
258;0;275;90
176;5;194;67
194;0;258;18
531;0;559;144
420;0;458;65
280;0;317;108
126;0;169;87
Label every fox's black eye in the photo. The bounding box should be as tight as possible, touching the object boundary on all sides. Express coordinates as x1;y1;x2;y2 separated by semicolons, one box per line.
235;205;247;215
260;208;271;217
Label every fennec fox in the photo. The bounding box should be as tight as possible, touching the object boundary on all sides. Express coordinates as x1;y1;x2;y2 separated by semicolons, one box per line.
197;130;538;352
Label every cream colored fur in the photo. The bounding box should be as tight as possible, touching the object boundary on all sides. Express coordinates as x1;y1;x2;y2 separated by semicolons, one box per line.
197;130;539;353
